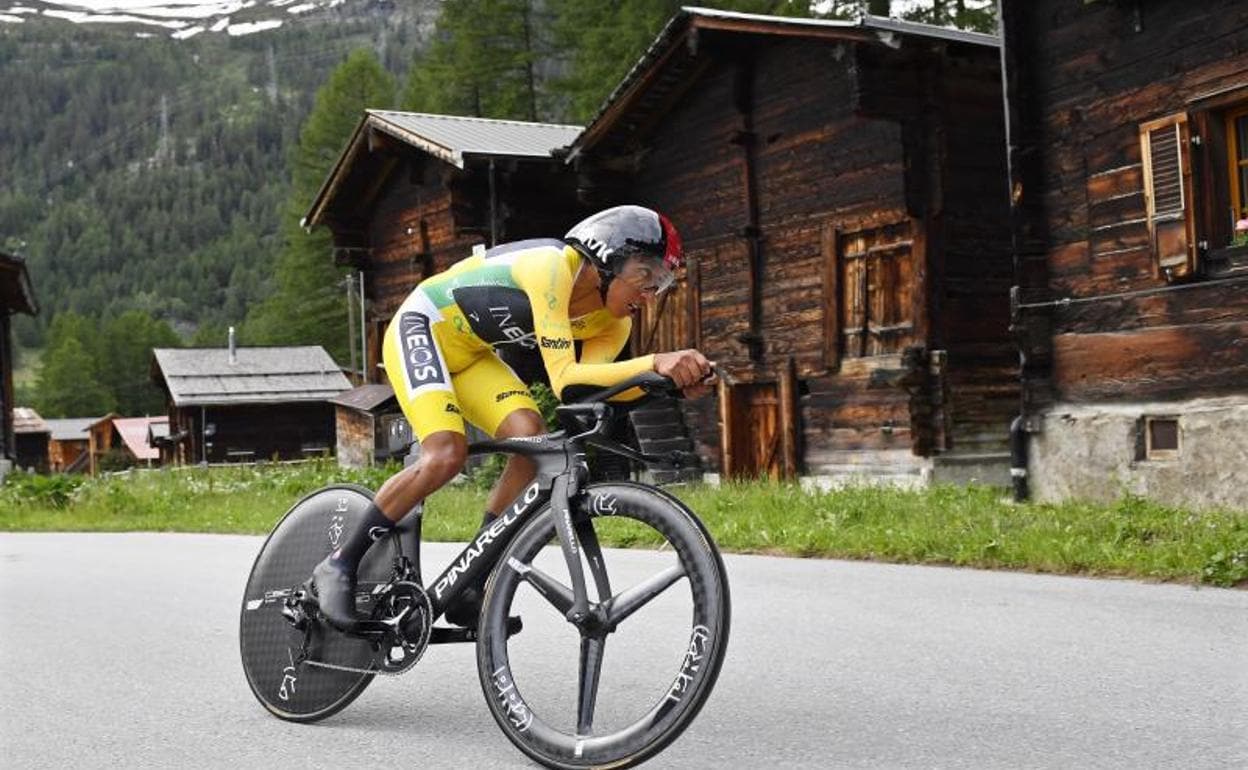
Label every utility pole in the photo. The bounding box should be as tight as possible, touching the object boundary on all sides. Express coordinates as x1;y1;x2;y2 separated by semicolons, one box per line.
345;274;357;382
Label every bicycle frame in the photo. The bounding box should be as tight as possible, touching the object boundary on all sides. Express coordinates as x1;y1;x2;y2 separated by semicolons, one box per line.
381;374;695;637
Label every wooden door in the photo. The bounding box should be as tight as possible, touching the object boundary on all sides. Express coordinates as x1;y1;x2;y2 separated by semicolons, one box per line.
721;382;781;480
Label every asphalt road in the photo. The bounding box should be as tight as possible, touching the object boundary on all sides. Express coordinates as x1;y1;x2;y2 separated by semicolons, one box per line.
1;532;1244;769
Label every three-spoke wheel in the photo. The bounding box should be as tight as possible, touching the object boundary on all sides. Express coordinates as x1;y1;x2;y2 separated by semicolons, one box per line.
477;482;730;769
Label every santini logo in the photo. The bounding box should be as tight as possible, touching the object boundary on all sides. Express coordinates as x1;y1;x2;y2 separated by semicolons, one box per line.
540;336;571;350
496;389;529;402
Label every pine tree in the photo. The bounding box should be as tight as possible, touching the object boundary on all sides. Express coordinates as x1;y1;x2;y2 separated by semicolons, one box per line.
245;48;395;362
36;336;114;418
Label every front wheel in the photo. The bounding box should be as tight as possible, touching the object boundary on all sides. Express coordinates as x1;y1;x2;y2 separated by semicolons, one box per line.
477;482;730;769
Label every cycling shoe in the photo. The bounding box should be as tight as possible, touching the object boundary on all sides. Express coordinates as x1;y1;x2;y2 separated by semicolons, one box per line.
312;557;360;632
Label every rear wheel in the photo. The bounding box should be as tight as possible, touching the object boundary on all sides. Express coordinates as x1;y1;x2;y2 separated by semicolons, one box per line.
477;482;730;769
239;484;399;722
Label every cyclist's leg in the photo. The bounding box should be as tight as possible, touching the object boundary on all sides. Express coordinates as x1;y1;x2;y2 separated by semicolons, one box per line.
443;353;543;626
313;292;467;629
454;352;545;516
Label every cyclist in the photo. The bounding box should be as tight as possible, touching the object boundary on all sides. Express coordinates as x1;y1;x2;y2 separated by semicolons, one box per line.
312;205;715;630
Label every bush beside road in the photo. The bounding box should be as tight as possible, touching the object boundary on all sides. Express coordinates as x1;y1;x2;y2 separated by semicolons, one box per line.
1;461;1245;587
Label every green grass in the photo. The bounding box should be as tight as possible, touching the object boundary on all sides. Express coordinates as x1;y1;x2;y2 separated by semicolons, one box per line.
1;463;1245;587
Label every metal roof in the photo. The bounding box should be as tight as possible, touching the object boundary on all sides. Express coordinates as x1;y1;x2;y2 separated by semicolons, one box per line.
113;416;164;461
152;346;352;407
329;382;396;413
0;251;37;316
13;407;48;435
45;417;98;442
367;110;582;166
303;110;582;229
569;7;999;158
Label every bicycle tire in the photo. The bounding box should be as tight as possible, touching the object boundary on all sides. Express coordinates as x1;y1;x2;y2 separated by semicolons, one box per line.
239;484;395;723
476;481;731;769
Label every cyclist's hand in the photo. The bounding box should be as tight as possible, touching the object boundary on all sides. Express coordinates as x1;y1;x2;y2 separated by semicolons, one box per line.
653;349;714;389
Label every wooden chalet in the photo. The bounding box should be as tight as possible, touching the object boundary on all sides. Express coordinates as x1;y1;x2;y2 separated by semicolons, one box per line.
567;9;1015;483
12;407;49;473
302;110;583;382
151;345;351;464
0;251;37;482
1001;0;1248;510
329;383;409;468
45;417;95;473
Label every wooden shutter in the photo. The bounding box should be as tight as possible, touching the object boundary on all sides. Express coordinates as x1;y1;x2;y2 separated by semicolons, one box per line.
1140;114;1196;279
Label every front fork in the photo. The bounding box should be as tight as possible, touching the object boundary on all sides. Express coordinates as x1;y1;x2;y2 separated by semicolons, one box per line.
548;451;611;628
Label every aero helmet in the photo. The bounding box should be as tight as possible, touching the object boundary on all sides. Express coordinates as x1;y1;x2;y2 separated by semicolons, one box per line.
564;205;684;295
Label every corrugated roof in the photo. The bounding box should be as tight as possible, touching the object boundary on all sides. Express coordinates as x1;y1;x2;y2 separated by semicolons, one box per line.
13;407;48;434
303;110;582;229
45;417;98;442
569;7;999;158
113;416;164;461
368;111;582;167
152;346;352;407
329;383;396;413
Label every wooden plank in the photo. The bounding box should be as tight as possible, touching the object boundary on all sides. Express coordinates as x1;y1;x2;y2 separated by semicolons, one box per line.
778;357;798;479
1053;320;1248;401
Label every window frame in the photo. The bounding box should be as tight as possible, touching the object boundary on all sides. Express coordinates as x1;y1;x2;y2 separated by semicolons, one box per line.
1225;104;1248;224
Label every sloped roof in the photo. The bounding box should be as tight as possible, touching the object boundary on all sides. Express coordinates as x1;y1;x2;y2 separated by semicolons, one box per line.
152;346;352;407
13;407;48;434
45;417;98;442
0;251;37;316
329;382;396;413
303;110;582;229
568;7;999;158
113;416;165;461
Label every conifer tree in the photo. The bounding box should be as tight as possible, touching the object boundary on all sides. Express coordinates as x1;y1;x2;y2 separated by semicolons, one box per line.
246;48;395;361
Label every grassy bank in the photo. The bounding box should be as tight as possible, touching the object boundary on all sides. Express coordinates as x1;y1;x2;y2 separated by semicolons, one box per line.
1;462;1245;587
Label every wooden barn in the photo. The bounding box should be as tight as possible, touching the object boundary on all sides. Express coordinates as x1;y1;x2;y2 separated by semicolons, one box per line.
0;251;37;482
12;407;49;473
45;417;95;473
151;345;351;464
302;110;583;382
1000;0;1248;510
567;9;1016;484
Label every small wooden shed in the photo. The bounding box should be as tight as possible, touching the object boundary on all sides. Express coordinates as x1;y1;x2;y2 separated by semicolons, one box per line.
45;417;95;473
568;9;1016;484
302;110;584;383
12;407;49;473
151;346;351;464
0;251;37;482
1000;0;1248;510
329;383;409;468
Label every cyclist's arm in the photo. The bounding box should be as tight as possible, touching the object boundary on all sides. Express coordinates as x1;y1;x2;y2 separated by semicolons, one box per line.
515;252;654;401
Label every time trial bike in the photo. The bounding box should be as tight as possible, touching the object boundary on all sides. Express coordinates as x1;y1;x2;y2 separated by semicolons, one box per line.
239;371;731;769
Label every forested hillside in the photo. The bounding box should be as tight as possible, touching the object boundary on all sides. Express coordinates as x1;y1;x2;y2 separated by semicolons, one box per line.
0;2;433;350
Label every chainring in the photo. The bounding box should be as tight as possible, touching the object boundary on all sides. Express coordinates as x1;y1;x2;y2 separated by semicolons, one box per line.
372;580;433;675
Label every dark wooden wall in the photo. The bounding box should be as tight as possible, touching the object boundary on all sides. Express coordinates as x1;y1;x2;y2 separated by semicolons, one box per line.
583;33;1013;476
359;156;584;381
175;402;336;463
1004;0;1248;407
0;313;12;463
